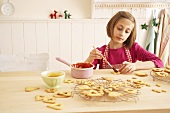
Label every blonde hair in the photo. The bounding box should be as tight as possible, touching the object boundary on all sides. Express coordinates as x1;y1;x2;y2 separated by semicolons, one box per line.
106;11;136;48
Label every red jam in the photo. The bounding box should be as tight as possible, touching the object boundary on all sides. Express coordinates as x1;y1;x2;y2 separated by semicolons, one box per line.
72;62;93;68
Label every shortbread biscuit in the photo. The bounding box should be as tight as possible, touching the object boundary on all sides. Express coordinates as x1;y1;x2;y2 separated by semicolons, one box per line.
91;85;104;90
86;90;103;97
111;71;120;75
81;90;104;96
45;88;57;93
145;84;151;87
156;84;161;87
53;91;72;98
162;90;167;92
166;65;170;70
25;86;39;92
35;95;44;101
80;90;89;95
87;81;95;86
64;79;74;84
134;71;148;77
108;84;120;91
124;88;137;94
78;85;92;90
132;77;137;79
118;82;127;87
155;72;168;77
108;91;122;98
76;80;88;85
152;68;164;72
102;77;114;82
61;91;72;97
47;103;63;110
127;79;132;82
133;79;145;85
103;88;113;93
43;96;56;104
132;84;143;88
152;89;161;93
164;69;170;73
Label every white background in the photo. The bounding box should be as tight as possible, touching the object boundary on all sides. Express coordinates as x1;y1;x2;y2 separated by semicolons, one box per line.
0;0;92;19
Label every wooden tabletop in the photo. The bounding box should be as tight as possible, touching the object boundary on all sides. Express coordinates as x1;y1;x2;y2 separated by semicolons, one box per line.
0;69;170;113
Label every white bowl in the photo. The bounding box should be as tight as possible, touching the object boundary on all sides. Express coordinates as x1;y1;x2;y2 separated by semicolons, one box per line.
41;70;65;88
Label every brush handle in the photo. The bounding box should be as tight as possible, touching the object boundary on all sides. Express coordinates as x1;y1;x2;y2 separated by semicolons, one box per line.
93;46;118;72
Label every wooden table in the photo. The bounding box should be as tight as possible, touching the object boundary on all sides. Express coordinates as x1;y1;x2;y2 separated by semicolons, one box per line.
0;69;170;113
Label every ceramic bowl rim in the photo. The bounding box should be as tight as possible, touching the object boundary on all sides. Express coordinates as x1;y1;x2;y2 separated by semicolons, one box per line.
41;70;65;78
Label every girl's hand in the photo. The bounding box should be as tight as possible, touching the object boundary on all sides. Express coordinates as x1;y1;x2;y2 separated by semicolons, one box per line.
119;61;136;74
85;48;103;62
90;48;103;60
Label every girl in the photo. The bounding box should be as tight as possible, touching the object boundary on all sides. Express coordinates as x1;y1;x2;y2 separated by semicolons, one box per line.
85;11;164;74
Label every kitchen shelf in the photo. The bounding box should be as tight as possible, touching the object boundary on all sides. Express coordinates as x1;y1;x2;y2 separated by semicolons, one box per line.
91;0;170;19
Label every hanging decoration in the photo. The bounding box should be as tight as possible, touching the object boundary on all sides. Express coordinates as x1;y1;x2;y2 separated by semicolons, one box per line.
152;18;158;27
144;9;159;54
1;0;15;16
141;23;149;30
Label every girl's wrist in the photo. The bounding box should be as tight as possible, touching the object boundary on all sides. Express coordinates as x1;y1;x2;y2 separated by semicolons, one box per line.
134;61;141;70
85;57;94;63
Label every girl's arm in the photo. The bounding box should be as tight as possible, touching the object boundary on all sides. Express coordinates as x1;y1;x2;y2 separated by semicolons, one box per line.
85;47;103;69
133;43;164;68
135;60;156;70
85;48;102;63
119;43;164;74
119;60;156;74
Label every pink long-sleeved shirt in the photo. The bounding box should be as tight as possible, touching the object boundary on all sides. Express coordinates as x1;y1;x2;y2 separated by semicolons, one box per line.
93;42;164;69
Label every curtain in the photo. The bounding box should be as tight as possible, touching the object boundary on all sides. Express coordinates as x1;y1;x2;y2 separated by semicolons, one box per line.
157;9;170;66
145;9;170;66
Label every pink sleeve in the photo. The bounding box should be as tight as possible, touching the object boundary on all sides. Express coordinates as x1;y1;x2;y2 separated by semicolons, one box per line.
133;43;164;68
92;59;99;69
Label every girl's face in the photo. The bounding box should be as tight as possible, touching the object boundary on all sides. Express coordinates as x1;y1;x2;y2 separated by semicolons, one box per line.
112;18;134;44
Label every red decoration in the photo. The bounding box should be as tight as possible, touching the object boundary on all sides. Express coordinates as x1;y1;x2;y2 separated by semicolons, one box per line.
53;10;57;19
50;14;53;19
58;13;63;19
49;10;58;19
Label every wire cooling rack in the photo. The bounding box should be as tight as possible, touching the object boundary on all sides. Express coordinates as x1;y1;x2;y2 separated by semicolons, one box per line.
73;78;140;103
150;71;170;83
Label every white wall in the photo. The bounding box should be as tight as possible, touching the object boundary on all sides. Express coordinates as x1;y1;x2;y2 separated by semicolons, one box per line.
0;19;149;71
0;0;169;71
0;0;91;19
